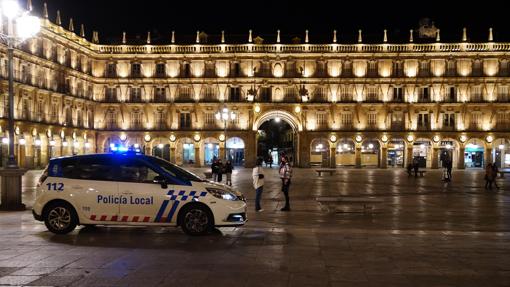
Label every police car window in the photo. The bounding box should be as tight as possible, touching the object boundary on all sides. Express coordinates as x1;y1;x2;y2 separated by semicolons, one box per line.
118;158;161;183
147;156;204;182
76;157;116;181
61;158;79;179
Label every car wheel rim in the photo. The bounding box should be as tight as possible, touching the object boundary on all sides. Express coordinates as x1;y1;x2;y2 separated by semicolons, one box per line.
184;209;208;233
48;207;71;231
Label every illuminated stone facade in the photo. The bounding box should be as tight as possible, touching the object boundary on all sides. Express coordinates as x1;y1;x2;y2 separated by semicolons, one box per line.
1;14;510;169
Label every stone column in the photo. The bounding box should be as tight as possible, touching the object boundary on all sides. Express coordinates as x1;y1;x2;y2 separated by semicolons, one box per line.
457;146;465;169
0;168;27;211
431;147;439;169
194;146;201;167
170;147;176;164
330;146;336;168
405;146;413;167
485;147;493;165
298;132;309;168
380;146;388;169
243;132;257;168
219;142;225;163
355;145;362;168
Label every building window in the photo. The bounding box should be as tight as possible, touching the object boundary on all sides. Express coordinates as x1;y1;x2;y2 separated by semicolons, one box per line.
106;111;117;129
156;63;166;77
202;86;216;102
341;113;352;129
313;87;327;102
419;86;430;102
368;61;377;77
419;61;430;76
284;87;297;102
106;63;116;77
470;113;482;130
391;112;404;130
204;112;215;127
443;113;455;129
340;86;352;101
392;61;403;77
367;113;377;128
417;113;430;130
259;87;272;102
447;86;456;102
366;86;378;102
154;87;166;102
180;113;192;129
471;86;482;102
36;101;44;122
393;87;403;102
131;111;142;129
316;112;327;129
105;87;118;102
229;87;241;102
65;108;72;126
87;110;94;128
130;87;142;102
178;86;192;102
131;63;141;77
76;110;83;127
496;113;510;129
155;110;166;129
51;103;58;123
498;86;509;102
21;99;30;120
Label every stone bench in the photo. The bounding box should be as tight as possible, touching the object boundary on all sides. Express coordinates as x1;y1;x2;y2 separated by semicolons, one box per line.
498;171;510;178
315;168;336;176
316;196;384;213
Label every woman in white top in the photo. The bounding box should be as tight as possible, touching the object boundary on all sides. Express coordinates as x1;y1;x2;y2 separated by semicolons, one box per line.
252;158;265;212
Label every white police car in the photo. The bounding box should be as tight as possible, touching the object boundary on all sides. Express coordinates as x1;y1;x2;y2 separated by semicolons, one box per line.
32;152;247;235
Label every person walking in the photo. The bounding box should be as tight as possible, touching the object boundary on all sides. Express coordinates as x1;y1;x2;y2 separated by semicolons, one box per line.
252;158;265;212
485;163;493;189
413;158;419;177
492;164;500;189
225;160;233;186
217;159;224;183
211;158;219;182
446;159;453;182
279;156;292;211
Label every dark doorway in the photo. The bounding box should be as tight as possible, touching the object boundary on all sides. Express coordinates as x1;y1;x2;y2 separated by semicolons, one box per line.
257;119;295;167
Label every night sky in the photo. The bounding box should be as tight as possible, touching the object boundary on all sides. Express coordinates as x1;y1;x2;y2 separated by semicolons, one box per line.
32;0;510;44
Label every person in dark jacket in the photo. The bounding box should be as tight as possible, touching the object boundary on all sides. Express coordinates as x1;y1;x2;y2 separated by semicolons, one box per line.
225;160;233;186
217;159;224;183
211;159;219;181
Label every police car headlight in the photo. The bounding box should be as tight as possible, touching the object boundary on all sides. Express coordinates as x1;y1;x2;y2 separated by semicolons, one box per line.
206;188;238;201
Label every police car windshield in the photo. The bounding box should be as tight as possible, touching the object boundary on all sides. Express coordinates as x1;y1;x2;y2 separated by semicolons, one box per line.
147;156;205;182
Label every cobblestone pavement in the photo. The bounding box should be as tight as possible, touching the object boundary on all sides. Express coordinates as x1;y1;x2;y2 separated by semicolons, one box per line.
0;168;509;286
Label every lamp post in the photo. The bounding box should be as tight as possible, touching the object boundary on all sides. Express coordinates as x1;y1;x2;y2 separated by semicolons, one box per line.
0;0;40;210
216;106;236;161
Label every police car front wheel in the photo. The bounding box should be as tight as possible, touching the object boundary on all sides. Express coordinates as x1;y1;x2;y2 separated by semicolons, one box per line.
43;202;78;234
180;205;214;236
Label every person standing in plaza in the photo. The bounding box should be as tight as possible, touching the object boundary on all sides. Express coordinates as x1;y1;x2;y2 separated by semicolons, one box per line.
485;163;494;189
225;160;233;186
279;156;292;211
446;159;453;182
252;158;265;212
413;158;420;177
211;158;219;182
217;159;224;183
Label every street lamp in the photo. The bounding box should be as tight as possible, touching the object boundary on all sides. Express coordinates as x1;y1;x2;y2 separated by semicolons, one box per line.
215;106;236;160
0;0;40;168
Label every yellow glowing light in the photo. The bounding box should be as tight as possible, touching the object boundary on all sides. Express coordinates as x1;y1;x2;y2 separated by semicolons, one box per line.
144;134;151;142
330;135;337;143
294;106;301;113
193;134;201;142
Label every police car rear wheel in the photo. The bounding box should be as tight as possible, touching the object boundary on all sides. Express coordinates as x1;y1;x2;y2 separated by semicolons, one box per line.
181;206;213;236
44;202;78;234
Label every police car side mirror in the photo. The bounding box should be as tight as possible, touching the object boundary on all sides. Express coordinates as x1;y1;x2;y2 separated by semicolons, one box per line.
153;176;168;189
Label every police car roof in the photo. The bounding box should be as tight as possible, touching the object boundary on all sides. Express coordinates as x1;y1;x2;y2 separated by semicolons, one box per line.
49;152;146;162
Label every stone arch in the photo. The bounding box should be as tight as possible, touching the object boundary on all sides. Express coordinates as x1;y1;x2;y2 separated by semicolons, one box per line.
464;137;486;168
176;137;195;166
253;110;302;132
335;138;356;167
387;136;406;168
202;137;220;165
361;138;381;167
226;137;245;166
438;137;459;168
493;138;510;168
310;137;330;167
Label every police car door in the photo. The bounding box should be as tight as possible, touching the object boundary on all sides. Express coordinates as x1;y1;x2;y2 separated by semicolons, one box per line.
117;158;174;224
63;156;119;222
